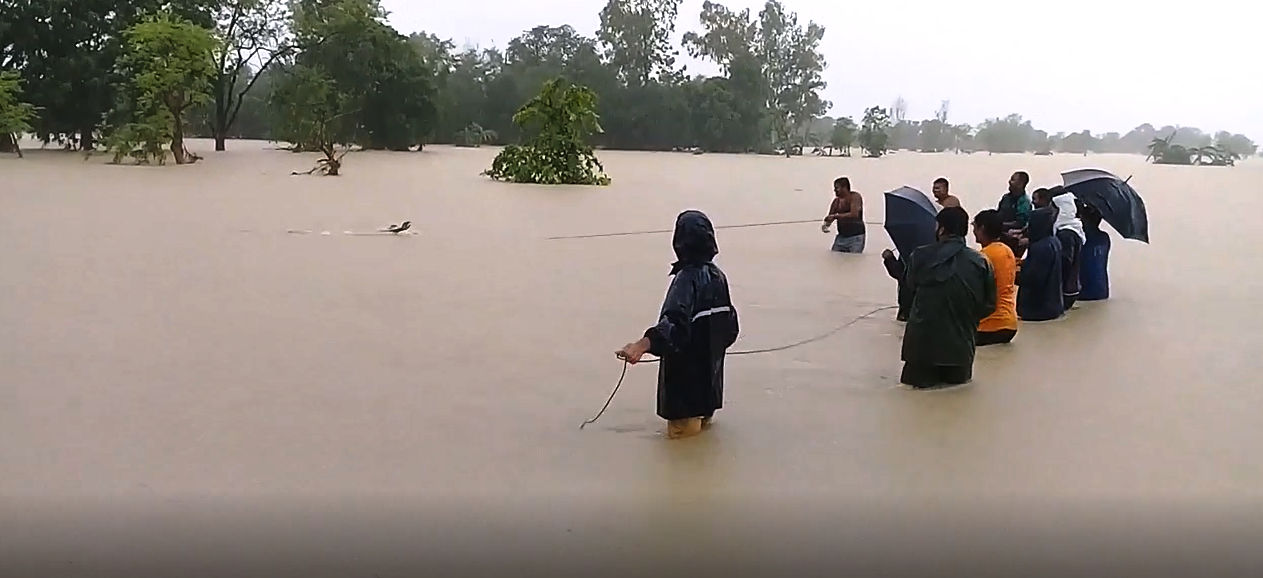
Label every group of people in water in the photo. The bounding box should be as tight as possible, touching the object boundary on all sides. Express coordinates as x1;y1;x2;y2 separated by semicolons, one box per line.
827;170;1112;388
613;171;1116;439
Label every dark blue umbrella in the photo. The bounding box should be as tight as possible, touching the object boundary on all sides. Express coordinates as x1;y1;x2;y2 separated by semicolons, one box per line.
1060;168;1149;243
884;186;938;258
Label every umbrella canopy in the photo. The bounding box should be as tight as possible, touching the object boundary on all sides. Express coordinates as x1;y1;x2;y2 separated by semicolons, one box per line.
1060;168;1149;243
884;186;938;258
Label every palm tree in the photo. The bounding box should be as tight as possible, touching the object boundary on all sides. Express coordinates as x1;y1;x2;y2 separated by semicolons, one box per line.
1145;137;1169;162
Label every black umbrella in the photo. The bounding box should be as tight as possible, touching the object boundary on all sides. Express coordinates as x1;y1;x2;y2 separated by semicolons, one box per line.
884;186;938;258
1060;168;1149;243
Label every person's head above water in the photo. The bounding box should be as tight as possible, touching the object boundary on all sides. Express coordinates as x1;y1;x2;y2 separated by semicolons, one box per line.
833;176;851;197
670;210;719;275
1081;202;1104;230
932;177;950;200
972;209;1003;246
1008;171;1029;195
1031;187;1052;209
1027;206;1057;242
935;206;969;241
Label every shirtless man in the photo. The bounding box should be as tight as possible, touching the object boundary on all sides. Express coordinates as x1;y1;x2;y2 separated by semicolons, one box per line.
932;177;961;210
822;177;866;253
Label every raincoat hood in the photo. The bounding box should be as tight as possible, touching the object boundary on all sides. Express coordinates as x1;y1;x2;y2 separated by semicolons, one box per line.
915;235;968;283
1028;207;1057;242
1053;193;1086;244
670;210;719;275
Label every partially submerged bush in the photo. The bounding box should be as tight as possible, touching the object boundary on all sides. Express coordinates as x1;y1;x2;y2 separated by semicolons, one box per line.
483;79;610;186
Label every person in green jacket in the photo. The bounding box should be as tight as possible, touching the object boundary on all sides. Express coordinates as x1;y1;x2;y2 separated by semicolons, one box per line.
899;207;998;390
998;171;1033;258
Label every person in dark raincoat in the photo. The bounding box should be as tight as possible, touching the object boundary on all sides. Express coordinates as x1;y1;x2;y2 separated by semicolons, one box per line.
899;207;997;390
616;210;740;440
880;250;913;322
1016;206;1064;321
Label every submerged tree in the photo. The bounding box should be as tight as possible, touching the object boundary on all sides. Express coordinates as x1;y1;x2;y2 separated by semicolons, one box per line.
828;116;855;156
1147;135;1192;165
270;65;356;175
484;78;610;185
210;0;291;151
858;105;891;157
108;12;218;165
0;71;37;157
454;122;497;147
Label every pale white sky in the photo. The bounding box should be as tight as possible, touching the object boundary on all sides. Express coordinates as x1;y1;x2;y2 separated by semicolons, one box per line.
383;0;1262;140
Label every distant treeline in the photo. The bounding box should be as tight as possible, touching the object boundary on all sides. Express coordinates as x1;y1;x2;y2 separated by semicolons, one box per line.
1;0;1257;159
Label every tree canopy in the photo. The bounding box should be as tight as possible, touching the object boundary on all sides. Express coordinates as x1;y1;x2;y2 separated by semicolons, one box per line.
0;0;1256;160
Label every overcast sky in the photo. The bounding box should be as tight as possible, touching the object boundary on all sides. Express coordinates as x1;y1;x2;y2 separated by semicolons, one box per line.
382;0;1262;140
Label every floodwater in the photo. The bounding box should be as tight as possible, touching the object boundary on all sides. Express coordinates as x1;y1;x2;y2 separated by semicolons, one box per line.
3;140;1263;575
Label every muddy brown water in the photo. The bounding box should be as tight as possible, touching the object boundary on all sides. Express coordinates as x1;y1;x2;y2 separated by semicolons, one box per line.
3;140;1263;575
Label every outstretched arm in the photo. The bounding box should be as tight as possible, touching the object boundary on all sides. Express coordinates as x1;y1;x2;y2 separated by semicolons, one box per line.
616;273;698;363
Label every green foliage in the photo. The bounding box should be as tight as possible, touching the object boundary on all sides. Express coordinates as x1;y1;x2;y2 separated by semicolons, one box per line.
209;0;291;150
858;106;891;157
0;71;37;142
484;79;611;185
975;114;1036;154
682;0;827;149
597;0;683;87
101;115;171;165
454;123;497;147
272;0;436;151
108;11;218;165
268;64;356;151
9;0;1258;159
1;0;212;149
829;116;856;154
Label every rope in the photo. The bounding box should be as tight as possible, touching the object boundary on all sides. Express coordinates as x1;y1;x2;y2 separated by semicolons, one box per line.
549;219;885;241
579;304;898;429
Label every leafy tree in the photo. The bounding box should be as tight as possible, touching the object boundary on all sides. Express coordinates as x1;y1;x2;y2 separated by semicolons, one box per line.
829;116;856;156
975;114;1034;154
210;0;292;151
1060;130;1095;154
454;122;497;147
683;0;826;152
110;12;218;165
0;71;38;157
485;78;610;185
755;0;828;148
280;0;436;151
1213;130;1257;157
2;0;212;150
597;0;683;87
917;100;949;152
270;64;356;174
858;106;891;157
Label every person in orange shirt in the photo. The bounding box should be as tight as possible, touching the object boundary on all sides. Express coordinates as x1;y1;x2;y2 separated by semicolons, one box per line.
972;209;1018;345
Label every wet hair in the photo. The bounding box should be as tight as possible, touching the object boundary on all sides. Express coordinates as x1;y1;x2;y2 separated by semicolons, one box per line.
972;209;1004;241
933;177;949;189
834;176;851;190
1031;187;1050;205
936;206;970;238
1014;171;1030;186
